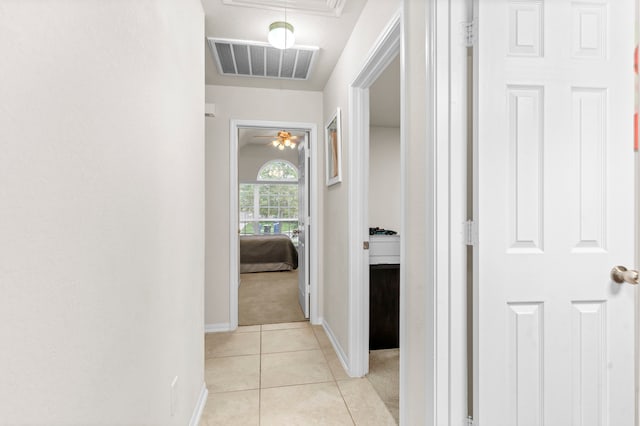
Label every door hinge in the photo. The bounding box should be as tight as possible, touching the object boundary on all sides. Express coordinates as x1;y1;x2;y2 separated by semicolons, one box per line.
463;21;475;47
464;220;477;246
363;241;369;250
466;416;475;426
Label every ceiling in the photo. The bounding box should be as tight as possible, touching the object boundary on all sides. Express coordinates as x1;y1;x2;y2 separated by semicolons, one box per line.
239;127;307;150
236;55;399;149
203;0;400;130
369;55;400;127
202;0;368;91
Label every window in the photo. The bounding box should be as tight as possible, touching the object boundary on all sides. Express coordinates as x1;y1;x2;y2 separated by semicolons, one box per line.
240;160;299;240
257;160;298;181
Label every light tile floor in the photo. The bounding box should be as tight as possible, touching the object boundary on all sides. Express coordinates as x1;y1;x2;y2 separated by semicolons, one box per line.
201;322;397;426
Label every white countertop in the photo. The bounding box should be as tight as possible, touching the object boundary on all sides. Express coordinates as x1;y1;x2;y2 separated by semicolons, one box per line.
369;234;400;265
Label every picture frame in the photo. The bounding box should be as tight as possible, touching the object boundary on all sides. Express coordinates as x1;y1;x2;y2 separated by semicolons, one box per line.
325;107;342;186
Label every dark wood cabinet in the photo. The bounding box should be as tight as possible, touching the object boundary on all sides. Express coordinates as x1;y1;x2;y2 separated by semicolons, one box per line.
369;264;400;350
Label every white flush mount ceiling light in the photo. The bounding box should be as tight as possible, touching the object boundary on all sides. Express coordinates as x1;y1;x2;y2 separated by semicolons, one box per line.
268;21;295;49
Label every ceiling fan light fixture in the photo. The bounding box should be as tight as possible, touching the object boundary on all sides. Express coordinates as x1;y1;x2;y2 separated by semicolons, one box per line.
268;21;295;50
262;130;299;150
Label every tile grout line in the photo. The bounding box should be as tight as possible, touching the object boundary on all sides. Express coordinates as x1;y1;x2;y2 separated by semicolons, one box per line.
261;347;324;355
259;379;336;391
260;322;316;425
205;352;261;360
310;327;335;382
335;379;358;426
311;326;356;425
312;327;346;379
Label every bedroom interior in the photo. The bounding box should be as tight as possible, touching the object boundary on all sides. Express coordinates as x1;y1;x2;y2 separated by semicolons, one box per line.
237;126;308;326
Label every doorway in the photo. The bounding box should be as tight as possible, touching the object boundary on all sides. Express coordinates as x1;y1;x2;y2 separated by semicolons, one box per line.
229;120;319;329
347;12;400;378
236;127;308;325
366;55;401;422
347;12;402;423
348;5;470;423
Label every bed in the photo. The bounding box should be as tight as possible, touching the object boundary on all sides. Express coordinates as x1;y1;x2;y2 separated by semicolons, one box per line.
240;234;299;273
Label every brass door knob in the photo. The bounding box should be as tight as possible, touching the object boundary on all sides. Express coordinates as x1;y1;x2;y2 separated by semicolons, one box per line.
611;266;639;285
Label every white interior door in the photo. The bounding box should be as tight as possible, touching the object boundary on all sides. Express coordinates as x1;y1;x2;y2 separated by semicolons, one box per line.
297;138;309;318
474;1;636;425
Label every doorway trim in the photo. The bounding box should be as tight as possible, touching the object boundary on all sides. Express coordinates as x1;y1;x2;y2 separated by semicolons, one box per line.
347;11;401;378
229;119;319;329
348;2;470;424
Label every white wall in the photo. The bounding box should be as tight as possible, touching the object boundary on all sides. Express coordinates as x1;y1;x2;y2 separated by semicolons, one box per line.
369;126;401;232
323;0;470;422
205;85;322;327
239;144;298;183
321;0;401;371
0;1;205;424
401;2;432;421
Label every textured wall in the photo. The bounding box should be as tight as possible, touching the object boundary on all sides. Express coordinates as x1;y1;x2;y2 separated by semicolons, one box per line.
0;1;205;424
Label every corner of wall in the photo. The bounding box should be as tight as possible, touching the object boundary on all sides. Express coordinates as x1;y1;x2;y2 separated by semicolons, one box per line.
188;383;208;426
321;319;353;377
204;323;233;333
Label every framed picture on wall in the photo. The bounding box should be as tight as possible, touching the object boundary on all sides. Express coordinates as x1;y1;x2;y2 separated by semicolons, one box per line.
325;107;342;186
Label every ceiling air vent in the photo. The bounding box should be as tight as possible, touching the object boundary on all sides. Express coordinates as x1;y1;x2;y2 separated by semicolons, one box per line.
208;38;319;81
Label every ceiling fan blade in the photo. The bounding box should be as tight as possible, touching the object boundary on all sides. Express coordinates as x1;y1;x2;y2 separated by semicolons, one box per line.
251;131;300;141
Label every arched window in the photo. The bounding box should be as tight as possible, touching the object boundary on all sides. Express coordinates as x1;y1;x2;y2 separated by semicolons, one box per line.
239;160;299;238
257;160;298;181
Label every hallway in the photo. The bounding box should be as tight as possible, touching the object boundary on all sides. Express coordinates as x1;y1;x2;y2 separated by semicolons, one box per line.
201;322;396;425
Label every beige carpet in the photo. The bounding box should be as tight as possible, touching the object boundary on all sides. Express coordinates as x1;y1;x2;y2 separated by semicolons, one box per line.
239;270;306;326
367;348;400;424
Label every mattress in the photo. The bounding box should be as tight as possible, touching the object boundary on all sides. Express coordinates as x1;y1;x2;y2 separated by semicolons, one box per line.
240;234;298;273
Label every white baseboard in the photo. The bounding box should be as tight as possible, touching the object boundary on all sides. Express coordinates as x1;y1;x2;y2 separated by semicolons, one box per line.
321;319;353;378
188;382;208;426
204;322;232;333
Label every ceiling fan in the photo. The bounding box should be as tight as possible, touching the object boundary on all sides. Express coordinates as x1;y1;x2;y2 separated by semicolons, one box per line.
254;130;299;150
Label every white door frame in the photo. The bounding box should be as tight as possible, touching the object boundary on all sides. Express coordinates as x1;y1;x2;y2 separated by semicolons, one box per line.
229;119;319;329
348;1;470;424
347;11;401;378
